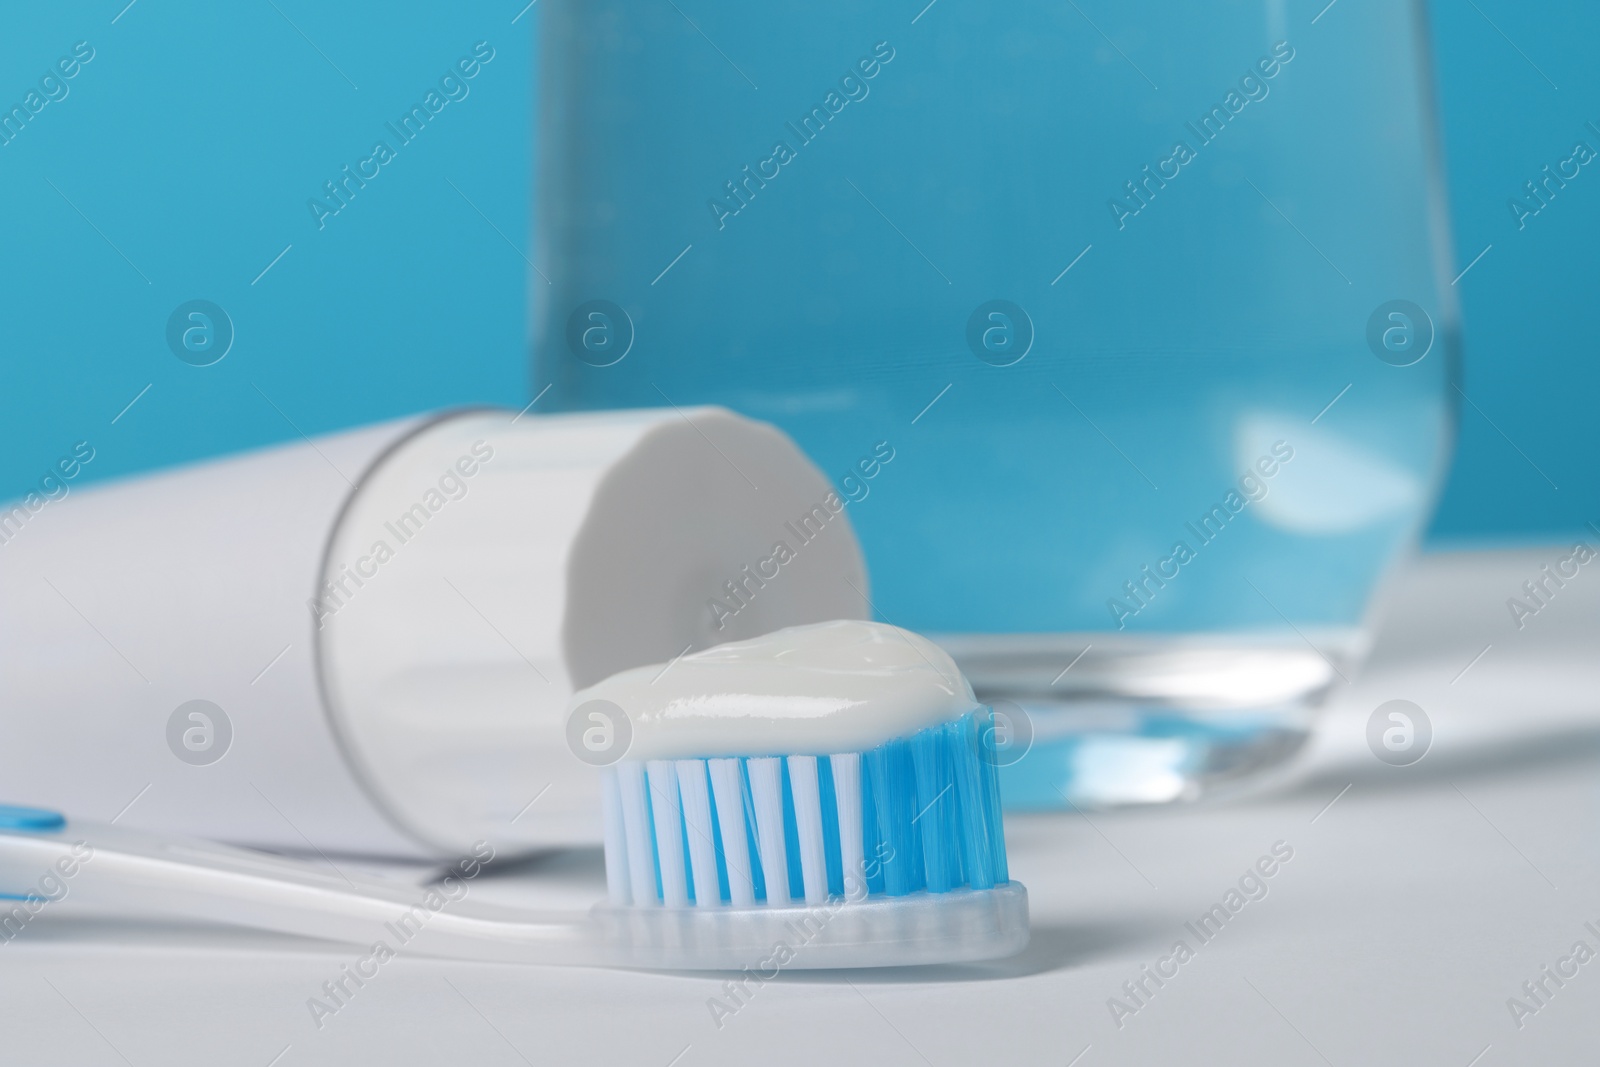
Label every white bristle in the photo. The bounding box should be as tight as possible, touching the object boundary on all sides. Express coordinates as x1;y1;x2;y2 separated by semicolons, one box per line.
829;752;864;901
708;758;756;907
746;757;791;906
675;759;721;907
616;761;657;906
646;761;689;907
599;767;631;906
787;756;829;905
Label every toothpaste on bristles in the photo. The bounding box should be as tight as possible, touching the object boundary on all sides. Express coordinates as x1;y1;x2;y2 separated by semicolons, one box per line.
572;620;1011;909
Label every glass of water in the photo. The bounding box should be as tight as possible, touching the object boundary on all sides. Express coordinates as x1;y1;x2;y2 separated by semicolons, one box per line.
533;0;1456;806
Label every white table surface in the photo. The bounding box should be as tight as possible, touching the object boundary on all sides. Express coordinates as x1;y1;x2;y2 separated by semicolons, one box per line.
4;545;1597;1067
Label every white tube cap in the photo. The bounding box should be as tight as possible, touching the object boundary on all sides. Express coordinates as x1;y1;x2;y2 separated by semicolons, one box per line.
315;407;868;857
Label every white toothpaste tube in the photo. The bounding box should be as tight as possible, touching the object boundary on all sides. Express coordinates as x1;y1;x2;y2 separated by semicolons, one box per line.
0;407;867;859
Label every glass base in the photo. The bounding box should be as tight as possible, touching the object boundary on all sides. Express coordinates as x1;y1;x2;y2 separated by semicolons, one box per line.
936;631;1362;809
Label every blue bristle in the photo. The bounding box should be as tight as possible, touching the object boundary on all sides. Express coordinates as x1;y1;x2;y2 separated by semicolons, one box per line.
911;726;957;892
979;723;1009;883
779;759;805;901
639;772;664;903
680;808;696;904
706;769;733;904
817;758;844;897
864;764;889;895
950;716;995;889
613;709;1008;906
737;763;767;903
867;740;919;895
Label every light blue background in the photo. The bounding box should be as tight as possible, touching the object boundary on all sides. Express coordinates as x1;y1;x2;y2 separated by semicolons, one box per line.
0;0;1592;545
1424;0;1598;543
0;3;533;497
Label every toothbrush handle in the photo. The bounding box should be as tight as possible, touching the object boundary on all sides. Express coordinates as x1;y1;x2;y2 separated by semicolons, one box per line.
0;820;1030;969
0;821;602;963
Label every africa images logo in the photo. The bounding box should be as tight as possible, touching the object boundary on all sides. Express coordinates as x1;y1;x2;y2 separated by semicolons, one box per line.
1365;700;1431;767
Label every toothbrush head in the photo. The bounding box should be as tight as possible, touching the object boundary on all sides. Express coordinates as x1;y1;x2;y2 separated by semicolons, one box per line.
574;620;1029;969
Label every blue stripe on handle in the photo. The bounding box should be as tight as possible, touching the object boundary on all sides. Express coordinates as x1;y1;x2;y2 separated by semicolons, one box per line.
0;806;65;832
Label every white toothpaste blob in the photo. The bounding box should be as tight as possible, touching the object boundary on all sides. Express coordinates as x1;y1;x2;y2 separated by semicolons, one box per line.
573;620;982;761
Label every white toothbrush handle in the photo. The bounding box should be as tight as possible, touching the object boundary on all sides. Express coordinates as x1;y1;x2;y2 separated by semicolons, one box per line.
0;819;1028;969
0;821;607;964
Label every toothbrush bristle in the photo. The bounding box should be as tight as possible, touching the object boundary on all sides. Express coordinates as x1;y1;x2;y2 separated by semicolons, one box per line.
600;709;1008;908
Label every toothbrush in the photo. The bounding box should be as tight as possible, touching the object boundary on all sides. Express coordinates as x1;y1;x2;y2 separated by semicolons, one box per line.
0;622;1028;969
